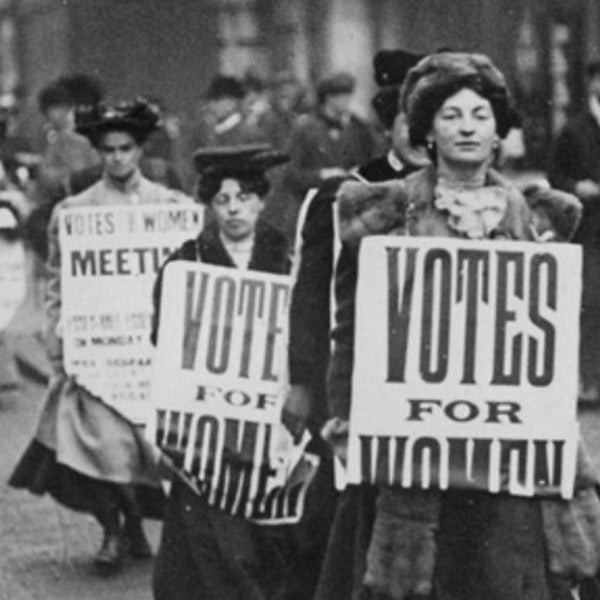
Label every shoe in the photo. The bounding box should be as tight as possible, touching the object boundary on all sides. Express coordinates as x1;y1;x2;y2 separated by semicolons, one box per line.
93;532;123;570
123;519;152;559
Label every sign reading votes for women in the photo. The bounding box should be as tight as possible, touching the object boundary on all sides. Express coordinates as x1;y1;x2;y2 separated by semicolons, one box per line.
60;204;203;423
147;262;319;525
347;236;582;499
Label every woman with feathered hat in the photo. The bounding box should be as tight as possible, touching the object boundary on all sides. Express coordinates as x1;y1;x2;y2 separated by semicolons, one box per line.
321;52;600;600
9;99;191;571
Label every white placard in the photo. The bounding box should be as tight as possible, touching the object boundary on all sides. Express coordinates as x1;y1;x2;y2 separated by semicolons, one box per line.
347;236;581;499
148;262;319;524
60;204;204;423
0;237;26;332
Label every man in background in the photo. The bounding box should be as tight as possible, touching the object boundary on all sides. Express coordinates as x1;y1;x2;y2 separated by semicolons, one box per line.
549;61;600;402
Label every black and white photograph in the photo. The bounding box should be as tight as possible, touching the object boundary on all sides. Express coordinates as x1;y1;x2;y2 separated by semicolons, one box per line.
2;1;600;599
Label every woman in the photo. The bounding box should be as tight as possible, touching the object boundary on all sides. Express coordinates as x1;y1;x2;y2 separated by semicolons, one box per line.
9;99;190;570
151;145;300;600
321;52;600;600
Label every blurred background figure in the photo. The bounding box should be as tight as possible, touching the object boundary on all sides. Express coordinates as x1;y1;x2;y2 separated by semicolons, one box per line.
549;61;600;403
184;74;265;190
137;96;183;190
359;49;429;181
270;70;310;127
0;200;27;392
36;75;102;205
548;61;600;200
241;72;271;132
0;91;37;198
280;71;381;242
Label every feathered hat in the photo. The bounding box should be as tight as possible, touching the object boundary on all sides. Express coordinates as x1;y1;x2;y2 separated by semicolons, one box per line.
75;99;160;147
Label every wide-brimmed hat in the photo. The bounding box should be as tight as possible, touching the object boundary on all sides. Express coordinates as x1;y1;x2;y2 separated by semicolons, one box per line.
400;52;512;145
194;144;289;203
75;99;160;146
194;144;288;176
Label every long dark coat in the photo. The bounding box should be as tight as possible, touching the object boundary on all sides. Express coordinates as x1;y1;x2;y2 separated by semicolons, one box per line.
549;111;600;395
318;166;572;600
152;219;336;600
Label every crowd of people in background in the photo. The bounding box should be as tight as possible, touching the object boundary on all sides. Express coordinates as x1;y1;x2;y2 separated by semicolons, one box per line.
3;44;600;600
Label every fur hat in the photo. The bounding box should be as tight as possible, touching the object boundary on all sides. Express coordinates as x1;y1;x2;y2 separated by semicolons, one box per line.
75;99;160;147
523;183;582;241
400;52;512;146
373;49;424;87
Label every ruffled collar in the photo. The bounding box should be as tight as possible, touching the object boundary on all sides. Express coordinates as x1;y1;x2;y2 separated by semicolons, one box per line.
433;176;508;239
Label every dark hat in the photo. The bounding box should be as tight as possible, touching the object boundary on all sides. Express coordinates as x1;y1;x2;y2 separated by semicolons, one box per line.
205;75;245;100
371;86;400;130
400;52;512;145
56;74;105;109
194;144;289;204
75;99;160;146
316;72;355;101
193;144;288;176
373;49;424;87
0;199;22;240
37;81;73;113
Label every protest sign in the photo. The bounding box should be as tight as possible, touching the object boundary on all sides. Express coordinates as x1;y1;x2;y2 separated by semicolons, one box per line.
347;236;581;499
0;237;27;332
60;204;203;423
148;262;319;525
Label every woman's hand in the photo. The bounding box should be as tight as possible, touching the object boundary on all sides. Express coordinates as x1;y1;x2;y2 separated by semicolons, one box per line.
282;384;313;444
321;417;349;465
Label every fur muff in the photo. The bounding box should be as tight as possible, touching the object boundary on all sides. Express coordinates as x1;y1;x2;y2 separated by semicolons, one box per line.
364;487;440;599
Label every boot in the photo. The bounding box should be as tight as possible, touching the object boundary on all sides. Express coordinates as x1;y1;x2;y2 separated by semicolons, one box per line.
117;485;152;559
93;506;122;570
123;517;152;559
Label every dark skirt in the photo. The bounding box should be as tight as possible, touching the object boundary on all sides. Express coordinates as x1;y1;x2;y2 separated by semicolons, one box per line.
315;484;378;600
9;439;164;520
316;484;589;600
153;480;291;600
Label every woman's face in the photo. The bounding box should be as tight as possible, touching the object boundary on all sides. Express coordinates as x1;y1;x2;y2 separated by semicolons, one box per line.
211;178;264;242
99;131;142;181
428;88;497;168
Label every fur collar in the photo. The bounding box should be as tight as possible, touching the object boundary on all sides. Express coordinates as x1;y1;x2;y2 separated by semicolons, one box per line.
336;165;534;245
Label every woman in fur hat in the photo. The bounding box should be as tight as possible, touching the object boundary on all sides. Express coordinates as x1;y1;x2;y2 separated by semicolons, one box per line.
9;99;191;571
322;52;600;600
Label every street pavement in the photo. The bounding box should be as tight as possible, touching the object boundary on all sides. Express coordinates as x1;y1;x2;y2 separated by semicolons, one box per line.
0;370;162;600
0;260;162;600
